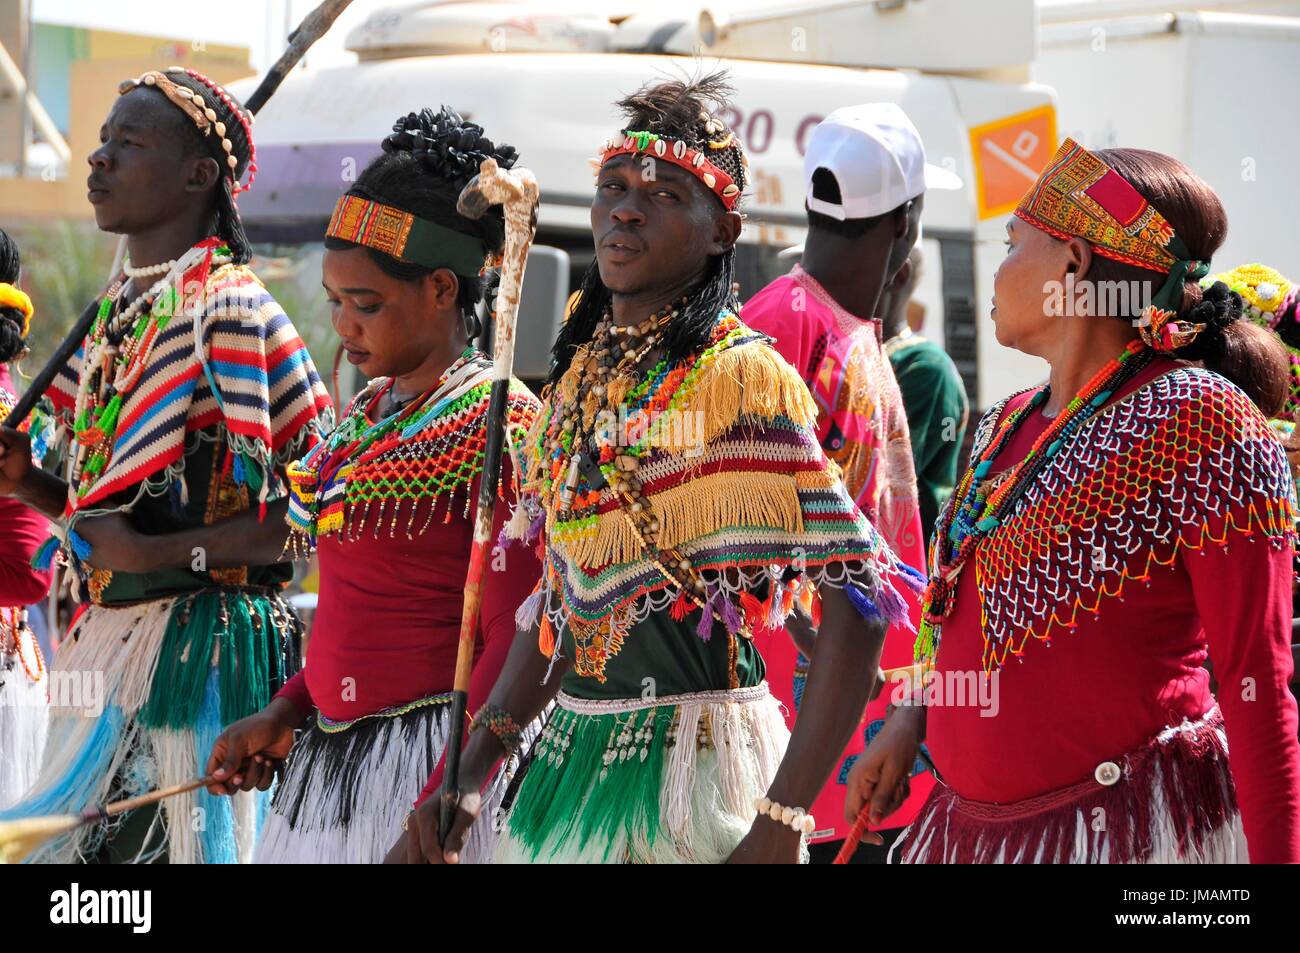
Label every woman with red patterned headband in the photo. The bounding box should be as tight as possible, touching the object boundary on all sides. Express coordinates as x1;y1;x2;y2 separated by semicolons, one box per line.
0;68;332;863
846;140;1300;864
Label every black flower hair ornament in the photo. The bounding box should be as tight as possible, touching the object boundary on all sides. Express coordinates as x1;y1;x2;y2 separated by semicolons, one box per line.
382;106;519;190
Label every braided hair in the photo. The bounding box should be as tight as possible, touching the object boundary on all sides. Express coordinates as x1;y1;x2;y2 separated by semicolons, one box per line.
326;107;517;326
0;227;25;363
549;71;747;387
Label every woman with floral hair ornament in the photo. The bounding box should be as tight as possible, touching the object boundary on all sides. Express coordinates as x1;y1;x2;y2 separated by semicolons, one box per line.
845;141;1300;864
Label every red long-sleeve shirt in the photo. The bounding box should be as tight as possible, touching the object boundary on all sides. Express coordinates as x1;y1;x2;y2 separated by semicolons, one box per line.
0;364;54;608
275;458;540;804
927;368;1300;863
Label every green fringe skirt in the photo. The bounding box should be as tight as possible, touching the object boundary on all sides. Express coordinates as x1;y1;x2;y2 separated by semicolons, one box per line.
496;683;794;863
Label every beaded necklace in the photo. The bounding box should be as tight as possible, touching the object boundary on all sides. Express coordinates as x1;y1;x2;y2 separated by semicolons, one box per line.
917;339;1154;658
535;310;753;639
123;257;177;280
288;347;536;541
70;238;231;497
1;606;45;684
547;297;686;515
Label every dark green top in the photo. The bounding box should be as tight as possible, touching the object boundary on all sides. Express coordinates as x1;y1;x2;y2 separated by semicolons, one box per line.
885;333;969;546
559;611;766;700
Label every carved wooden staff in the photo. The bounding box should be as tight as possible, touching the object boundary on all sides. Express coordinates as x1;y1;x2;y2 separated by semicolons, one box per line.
440;158;540;843
0;0;356;431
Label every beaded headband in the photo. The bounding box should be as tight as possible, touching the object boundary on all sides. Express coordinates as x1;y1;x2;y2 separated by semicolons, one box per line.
0;282;33;337
1015;137;1210;352
325;194;488;278
598;129;743;210
117;68;257;195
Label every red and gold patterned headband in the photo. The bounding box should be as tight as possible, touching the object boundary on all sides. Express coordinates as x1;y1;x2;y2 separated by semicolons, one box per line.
1015;137;1183;274
1016;137;1212;352
599;130;742;210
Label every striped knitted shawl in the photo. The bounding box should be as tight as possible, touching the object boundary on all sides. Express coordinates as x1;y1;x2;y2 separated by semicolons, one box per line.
46;262;333;515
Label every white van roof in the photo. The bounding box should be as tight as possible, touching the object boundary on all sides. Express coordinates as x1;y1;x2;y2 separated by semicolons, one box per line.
341;0;1038;72
230;51;1053;243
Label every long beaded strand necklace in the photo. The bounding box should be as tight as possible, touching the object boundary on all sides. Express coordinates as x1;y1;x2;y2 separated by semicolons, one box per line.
70;240;231;494
541;304;755;643
916;339;1154;658
548;297;686;516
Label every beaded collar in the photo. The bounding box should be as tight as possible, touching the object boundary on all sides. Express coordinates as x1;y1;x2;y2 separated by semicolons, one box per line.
287;348;539;543
916;366;1296;672
916;340;1153;662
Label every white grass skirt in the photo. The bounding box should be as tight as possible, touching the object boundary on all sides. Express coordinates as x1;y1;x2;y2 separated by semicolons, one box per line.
257;695;537;864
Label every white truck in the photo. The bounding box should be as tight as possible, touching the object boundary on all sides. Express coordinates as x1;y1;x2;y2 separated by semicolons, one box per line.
232;0;1300;408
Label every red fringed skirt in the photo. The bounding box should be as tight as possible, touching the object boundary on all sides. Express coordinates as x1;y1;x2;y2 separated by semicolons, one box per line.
894;707;1247;864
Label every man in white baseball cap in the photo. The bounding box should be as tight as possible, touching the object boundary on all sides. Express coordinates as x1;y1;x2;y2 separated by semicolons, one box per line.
742;101;961;864
804;102;963;221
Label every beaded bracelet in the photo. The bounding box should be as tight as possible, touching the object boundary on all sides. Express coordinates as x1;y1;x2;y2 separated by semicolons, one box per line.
755;796;816;835
471;703;524;757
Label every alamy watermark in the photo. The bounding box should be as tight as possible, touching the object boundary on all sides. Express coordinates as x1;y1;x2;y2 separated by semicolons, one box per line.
889;667;1000;717
591;406;706;457
1043;274;1157;325
1;668;105;717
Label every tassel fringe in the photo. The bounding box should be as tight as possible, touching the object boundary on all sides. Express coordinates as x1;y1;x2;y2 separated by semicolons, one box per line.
681;341;819;444
257;700;539;863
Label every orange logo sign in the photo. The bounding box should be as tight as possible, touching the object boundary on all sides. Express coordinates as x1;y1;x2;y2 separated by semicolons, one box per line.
968;105;1057;220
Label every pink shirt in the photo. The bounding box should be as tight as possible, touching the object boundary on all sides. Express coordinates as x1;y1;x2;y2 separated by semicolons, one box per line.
744;266;929;841
0;364;54;607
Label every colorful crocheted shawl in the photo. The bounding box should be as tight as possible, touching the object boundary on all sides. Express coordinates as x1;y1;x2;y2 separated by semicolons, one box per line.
508;311;919;683
918;367;1297;673
287;349;540;543
45;256;333;516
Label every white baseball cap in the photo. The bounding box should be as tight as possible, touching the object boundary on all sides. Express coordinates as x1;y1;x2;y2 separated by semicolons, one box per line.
805;102;963;221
